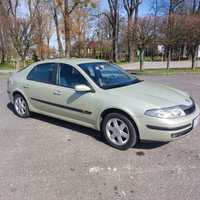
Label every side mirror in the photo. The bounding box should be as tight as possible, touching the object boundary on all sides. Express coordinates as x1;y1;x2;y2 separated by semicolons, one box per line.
75;84;92;92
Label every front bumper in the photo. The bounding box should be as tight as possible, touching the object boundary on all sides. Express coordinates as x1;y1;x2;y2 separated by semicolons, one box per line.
136;103;200;142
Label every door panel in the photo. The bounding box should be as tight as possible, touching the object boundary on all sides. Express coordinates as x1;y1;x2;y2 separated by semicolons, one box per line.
25;80;63;114
50;63;98;125
48;85;97;125
24;62;59;114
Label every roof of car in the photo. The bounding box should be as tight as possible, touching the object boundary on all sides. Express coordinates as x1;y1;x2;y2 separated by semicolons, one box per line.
35;58;108;65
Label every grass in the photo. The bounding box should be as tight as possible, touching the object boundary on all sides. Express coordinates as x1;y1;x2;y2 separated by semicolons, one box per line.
0;60;35;70
129;67;200;75
0;63;15;70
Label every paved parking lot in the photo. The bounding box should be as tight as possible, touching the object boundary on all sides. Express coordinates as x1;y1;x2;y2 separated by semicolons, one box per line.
0;74;200;200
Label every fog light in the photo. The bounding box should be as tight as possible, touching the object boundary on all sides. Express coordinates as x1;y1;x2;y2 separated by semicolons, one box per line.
171;127;193;138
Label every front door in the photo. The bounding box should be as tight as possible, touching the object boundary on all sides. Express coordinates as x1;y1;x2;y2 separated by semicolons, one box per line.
50;63;97;125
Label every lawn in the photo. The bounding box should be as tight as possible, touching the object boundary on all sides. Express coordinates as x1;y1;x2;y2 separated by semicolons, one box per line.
129;67;200;75
0;63;14;70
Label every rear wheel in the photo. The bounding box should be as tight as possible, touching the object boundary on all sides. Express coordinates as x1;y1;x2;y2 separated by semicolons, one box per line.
102;113;138;150
13;94;30;118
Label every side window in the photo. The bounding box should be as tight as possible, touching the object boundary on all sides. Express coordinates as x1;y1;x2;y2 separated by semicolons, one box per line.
27;63;57;84
59;64;88;88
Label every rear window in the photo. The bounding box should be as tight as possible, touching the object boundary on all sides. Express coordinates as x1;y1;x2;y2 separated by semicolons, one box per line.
27;63;57;84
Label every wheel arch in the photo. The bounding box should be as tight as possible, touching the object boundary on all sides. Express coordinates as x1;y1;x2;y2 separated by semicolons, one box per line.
12;90;29;106
99;108;140;140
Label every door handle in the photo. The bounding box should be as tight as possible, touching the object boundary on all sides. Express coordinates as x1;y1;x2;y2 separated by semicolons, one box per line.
53;90;62;96
23;84;30;89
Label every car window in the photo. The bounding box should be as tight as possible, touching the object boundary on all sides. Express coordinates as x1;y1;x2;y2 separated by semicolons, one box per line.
79;62;140;89
58;64;88;88
27;63;57;84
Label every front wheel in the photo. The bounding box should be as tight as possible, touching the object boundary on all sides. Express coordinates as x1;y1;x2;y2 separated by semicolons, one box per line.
102;113;138;150
13;94;30;118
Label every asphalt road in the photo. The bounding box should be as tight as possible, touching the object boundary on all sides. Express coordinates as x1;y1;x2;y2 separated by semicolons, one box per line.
0;74;200;200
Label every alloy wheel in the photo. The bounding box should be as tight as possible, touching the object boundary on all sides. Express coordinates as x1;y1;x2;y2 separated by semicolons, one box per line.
14;96;27;116
105;118;130;146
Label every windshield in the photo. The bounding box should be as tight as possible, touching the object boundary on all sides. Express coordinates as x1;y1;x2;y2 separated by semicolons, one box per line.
79;62;140;89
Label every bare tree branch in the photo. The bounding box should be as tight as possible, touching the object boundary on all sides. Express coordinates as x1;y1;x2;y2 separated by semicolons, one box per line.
68;1;79;14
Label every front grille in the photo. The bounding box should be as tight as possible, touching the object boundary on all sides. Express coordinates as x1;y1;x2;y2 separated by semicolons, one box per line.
184;104;196;115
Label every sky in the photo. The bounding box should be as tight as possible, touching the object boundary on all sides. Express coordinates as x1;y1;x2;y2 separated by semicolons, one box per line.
100;0;152;16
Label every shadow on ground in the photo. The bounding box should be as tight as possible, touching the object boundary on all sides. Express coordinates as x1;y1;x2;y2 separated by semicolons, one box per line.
7;103;168;150
135;140;168;150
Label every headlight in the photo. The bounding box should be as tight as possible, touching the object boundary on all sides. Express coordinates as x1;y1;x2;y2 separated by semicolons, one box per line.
145;106;186;119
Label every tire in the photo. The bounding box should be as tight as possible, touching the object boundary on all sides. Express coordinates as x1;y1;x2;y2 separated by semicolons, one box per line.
102;113;138;150
13;94;30;118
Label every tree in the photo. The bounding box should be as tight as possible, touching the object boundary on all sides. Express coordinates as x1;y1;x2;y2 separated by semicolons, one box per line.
34;1;53;59
165;0;184;69
190;0;200;68
123;0;142;62
44;15;53;58
0;22;6;64
56;0;97;58
184;15;200;69
149;0;165;60
106;0;119;62
51;0;64;57
3;0;41;62
93;11;113;59
132;17;154;70
71;5;94;57
159;13;185;65
0;2;7;63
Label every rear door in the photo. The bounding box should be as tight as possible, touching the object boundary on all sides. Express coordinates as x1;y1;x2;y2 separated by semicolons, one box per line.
24;62;60;114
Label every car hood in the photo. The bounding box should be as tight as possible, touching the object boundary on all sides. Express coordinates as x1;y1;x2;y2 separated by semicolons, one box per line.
107;81;192;108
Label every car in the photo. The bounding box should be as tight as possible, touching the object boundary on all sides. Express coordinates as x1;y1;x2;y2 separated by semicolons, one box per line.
7;58;200;150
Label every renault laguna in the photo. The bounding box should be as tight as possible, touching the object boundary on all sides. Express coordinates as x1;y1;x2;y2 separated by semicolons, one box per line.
7;59;200;150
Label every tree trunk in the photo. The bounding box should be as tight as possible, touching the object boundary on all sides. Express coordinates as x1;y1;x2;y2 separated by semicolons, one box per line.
191;45;198;69
0;50;5;64
64;0;71;58
127;15;135;63
37;35;44;60
178;47;181;61
183;43;187;58
0;45;5;64
53;7;63;57
112;25;118;62
139;49;144;71
40;45;44;60
0;29;5;64
47;37;50;58
108;0;119;62
166;47;171;69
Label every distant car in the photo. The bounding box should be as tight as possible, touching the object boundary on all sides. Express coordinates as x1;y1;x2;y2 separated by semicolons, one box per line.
7;59;200;150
